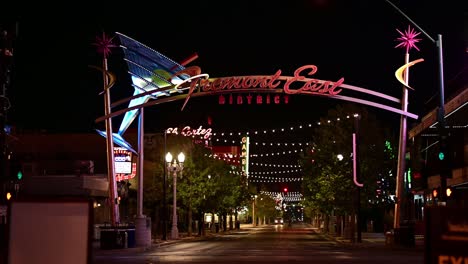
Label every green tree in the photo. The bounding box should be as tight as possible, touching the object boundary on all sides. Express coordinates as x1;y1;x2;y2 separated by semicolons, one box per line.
300;103;396;232
255;193;277;224
176;140;250;234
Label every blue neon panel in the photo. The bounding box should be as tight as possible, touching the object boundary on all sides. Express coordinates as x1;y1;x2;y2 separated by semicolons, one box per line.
115;32;189;135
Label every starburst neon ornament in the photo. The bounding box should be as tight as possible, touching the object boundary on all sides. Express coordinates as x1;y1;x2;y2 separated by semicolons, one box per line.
93;32;117;59
395;25;422;53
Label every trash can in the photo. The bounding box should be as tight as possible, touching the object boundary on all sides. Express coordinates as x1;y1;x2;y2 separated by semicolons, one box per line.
100;226;135;249
125;227;136;248
100;228;124;249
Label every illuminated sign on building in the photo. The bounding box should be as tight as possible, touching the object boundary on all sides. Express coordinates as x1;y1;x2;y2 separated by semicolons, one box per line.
114;147;133;174
116;163;136;181
241;136;249;178
166;126;212;139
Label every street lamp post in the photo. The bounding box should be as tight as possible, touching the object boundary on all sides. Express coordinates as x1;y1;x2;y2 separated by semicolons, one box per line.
252;195;258;227
165;152;185;240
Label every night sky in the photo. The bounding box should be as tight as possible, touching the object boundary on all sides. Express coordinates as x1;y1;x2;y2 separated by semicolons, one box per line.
2;0;466;134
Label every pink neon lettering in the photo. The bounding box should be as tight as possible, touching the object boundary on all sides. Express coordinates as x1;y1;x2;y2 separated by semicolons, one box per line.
256;95;262;104
219;95;225;104
237;95;243;104
247;95;253;104
274;95;280;104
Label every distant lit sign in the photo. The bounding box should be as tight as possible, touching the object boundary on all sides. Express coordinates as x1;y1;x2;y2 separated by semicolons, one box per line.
114;147;132;174
116;163;137;181
166;126;212;139
241;136;249;178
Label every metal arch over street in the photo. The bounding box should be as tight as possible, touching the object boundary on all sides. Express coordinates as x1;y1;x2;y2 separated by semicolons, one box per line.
94;32;420;154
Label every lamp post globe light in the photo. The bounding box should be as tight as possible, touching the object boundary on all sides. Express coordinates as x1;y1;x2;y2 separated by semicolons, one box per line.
337;154;344;161
166;151;185;240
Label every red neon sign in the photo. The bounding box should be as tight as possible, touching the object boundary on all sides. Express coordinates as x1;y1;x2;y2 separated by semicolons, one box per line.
180;65;344;100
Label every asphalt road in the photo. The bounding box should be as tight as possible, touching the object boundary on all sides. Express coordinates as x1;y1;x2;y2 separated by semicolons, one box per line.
93;223;424;264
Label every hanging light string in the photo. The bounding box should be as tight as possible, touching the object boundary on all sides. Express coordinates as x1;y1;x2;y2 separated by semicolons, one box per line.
205;147;305;159
249;176;303;181
227;170;304;183
210;114;360;140
262;191;302;196
251;162;301;168
200;115;361;177
248;177;303;183
252;141;310;147
205;154;240;164
249;169;302;175
250;148;305;157
261;191;303;198
212;123;313;138
229;170;303;181
283;196;303;202
167;114;360;142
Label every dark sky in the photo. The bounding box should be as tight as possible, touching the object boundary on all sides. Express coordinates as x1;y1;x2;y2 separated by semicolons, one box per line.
2;0;466;134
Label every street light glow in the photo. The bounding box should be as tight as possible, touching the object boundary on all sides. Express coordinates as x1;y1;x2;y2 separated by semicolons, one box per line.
337;154;344;161
165;152;173;163
178;152;185;163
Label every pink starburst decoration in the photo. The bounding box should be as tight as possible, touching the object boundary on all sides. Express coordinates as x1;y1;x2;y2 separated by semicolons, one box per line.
395;25;422;53
93;32;117;58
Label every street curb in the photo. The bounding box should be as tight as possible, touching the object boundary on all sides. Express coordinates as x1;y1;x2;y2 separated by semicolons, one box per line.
94;230;238;254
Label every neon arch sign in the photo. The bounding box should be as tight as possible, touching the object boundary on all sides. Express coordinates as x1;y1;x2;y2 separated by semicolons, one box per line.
95;32;419;153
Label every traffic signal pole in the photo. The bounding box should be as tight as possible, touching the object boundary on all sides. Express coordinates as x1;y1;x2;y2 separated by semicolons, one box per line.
0;27;14;203
436;36;447;204
0;64;6;196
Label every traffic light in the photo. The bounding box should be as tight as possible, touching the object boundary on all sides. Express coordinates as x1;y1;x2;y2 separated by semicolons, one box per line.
283;187;288;193
9;157;23;181
411;162;428;191
6;192;12;201
439;135;452;179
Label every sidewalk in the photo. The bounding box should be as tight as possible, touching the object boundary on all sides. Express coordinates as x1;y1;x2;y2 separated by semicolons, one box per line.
323;231;424;250
92;224;251;254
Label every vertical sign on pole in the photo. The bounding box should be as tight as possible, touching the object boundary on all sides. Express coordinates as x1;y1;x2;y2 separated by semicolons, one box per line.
241;136;250;183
